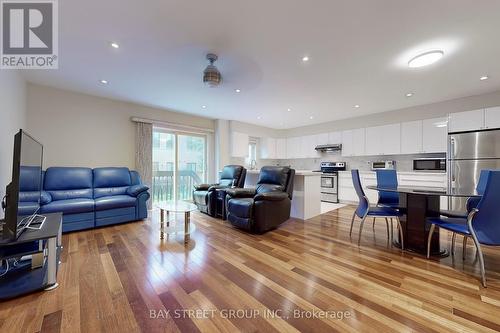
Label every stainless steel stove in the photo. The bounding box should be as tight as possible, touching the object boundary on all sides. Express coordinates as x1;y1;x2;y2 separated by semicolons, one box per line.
319;162;346;203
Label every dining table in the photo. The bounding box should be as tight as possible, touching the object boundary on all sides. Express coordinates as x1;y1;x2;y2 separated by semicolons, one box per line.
367;185;481;256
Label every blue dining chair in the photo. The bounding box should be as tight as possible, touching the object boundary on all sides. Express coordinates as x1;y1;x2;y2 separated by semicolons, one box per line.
374;170;400;238
375;170;399;208
350;170;404;249
440;170;491;258
427;170;500;287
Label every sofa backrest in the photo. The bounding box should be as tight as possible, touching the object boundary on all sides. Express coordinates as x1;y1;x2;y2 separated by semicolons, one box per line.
93;167;131;198
219;165;246;187
256;166;294;198
44;167;93;201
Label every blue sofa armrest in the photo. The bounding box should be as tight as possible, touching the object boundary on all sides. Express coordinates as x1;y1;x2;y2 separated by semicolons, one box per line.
40;191;52;205
127;184;149;197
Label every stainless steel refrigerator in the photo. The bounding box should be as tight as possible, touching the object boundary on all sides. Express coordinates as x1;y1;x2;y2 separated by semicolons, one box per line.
448;129;500;211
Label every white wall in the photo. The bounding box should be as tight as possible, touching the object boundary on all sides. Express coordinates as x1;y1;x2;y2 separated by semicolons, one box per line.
285;89;500;136
26;84;215;170
0;71;27;219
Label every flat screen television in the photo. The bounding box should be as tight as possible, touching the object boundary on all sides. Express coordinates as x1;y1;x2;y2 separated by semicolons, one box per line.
1;130;44;241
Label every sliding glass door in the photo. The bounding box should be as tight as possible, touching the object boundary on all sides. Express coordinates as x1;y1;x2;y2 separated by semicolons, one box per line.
152;129;207;204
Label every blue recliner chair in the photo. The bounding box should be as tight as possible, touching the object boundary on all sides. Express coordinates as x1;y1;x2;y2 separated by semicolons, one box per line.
93;167;149;227
41;167;96;232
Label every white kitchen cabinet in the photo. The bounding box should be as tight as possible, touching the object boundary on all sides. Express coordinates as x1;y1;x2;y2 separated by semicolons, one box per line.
352;128;366;156
286;137;301;159
448;110;485;133
401;120;423;154
328;131;342;144
231;131;249;157
382;123;401;155
342;128;365;156
364;124;400;156
341;130;353;156
276;138;287;159
365;126;383;156
316;133;329;146
422;117;447;153
299;136;310;158
485;107;500;129
259;137;276;159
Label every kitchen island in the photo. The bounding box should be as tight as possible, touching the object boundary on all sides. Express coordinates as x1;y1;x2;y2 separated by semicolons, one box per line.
244;169;321;220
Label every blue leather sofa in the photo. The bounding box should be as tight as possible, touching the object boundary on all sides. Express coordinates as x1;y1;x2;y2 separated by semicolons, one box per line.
19;166;150;232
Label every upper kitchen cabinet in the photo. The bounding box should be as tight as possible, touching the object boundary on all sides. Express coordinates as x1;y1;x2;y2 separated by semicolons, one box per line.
422;117;447;153
401;120;423;154
342;128;365;156
316;133;329;146
365;124;400;155
485;107;500;129
382;123;401;155
259;137;276;159
328;131;342;144
286;136;301;159
231;131;249;157
365;126;383;155
448;110;485;133
275;138;287;159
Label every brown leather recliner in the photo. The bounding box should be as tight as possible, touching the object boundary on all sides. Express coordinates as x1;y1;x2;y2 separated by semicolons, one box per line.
193;165;246;216
225;166;295;233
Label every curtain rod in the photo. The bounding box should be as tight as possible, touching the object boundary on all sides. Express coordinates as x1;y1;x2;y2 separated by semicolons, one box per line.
131;117;214;133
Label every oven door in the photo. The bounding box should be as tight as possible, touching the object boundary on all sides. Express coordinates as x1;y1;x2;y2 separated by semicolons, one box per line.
321;176;335;189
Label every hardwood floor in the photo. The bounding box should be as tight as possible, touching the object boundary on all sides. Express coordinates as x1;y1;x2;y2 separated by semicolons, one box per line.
1;205;500;333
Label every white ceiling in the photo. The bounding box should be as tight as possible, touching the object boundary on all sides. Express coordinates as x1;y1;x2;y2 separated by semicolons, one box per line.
23;0;500;129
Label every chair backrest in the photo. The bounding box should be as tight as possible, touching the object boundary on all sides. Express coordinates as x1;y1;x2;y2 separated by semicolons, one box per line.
93;167;131;198
471;170;500;245
256;166;294;199
44;167;93;201
466;169;491;212
376;170;399;206
219;165;246;188
352;169;369;218
476;169;491;194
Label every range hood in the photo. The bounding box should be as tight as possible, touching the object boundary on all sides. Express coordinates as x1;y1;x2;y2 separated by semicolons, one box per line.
315;144;342;152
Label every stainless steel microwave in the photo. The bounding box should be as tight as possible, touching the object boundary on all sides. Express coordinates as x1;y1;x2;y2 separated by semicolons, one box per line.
413;158;446;172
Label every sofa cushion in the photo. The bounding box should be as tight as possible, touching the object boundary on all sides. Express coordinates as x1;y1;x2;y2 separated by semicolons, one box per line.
95;195;136;211
41;198;95;214
93;167;131;198
228;198;254;218
193;190;208;206
18;202;40;216
44;167;93;200
20;166;43;191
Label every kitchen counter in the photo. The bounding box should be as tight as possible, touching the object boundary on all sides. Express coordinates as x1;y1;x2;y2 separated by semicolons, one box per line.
246;169;321;176
244;169;321;220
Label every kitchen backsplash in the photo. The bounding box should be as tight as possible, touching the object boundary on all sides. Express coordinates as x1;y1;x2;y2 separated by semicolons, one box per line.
231;153;445;172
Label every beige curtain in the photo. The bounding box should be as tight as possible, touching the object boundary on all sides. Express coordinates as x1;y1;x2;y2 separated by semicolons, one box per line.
135;122;153;209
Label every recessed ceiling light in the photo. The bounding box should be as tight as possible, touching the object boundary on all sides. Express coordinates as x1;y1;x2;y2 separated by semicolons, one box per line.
302;56;309;62
202;105;207;109
309;116;314;120
408;50;444;68
235;89;241;93
110;42;119;49
406;92;414;97
257;116;262;120
99;79;108;84
354;104;360;108
287;108;292;112
480;75;489;81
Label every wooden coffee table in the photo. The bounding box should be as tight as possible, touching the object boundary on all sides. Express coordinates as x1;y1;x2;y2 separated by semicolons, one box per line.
156;201;197;244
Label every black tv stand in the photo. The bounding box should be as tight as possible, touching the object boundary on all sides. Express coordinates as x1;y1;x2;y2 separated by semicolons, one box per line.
0;213;62;300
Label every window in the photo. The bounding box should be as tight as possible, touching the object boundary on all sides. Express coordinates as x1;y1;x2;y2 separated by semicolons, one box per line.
152;129;207;203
